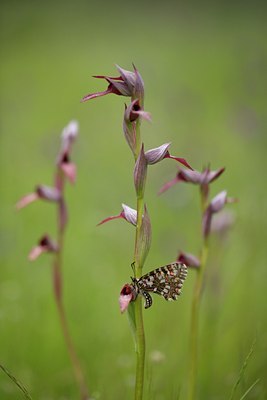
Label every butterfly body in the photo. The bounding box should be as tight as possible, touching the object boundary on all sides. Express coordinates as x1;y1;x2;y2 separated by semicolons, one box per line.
131;262;187;309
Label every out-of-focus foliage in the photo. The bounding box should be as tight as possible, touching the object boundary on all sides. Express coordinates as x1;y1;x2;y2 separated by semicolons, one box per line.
1;1;266;399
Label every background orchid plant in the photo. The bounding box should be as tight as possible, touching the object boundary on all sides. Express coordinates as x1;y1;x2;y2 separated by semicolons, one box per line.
161;165;236;399
17;122;89;400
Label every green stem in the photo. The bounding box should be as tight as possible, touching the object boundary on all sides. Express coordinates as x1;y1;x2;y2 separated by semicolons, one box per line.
187;188;209;400
187;240;208;400
133;196;146;400
133;118;146;400
134;294;146;400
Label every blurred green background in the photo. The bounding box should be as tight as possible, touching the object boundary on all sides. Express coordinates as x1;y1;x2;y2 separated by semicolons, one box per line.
1;1;267;399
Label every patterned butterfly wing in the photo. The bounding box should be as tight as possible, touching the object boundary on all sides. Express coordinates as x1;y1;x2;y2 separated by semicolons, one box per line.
137;262;187;302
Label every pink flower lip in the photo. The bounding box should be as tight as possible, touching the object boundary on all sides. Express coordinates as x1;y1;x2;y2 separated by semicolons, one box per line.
119;284;135;313
28;234;58;261
60;161;77;184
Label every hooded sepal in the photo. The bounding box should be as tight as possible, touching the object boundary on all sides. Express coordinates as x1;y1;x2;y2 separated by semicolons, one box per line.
144;143;192;169
81;64;142;102
159;166;225;194
97;203;137;226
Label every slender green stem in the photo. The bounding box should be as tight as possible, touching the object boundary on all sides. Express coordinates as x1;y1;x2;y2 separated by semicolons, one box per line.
134;294;146;400
133;196;146;400
133;118;146;400
187;240;208;400
187;188;209;400
134;195;145;278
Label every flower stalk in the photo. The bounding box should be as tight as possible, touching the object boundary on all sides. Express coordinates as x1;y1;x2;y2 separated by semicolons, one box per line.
160;165;234;399
133;177;146;400
84;65;191;400
186;172;234;400
53;170;89;400
187;230;209;400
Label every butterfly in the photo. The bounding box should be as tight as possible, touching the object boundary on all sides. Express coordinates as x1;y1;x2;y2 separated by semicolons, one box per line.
131;262;187;309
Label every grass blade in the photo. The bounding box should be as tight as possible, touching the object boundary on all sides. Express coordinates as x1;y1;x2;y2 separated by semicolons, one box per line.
239;378;260;400
0;363;32;400
229;338;256;400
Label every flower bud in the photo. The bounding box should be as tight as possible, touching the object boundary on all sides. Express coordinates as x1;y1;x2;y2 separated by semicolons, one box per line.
60;120;79;153
202;190;236;238
123;102;137;155
134;144;147;198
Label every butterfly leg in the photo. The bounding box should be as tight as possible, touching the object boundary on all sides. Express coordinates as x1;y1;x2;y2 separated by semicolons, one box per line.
131;262;136;273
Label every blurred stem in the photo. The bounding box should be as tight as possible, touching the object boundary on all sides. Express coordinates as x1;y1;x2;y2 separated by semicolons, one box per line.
53;172;89;400
133;119;146;400
187;188;209;400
